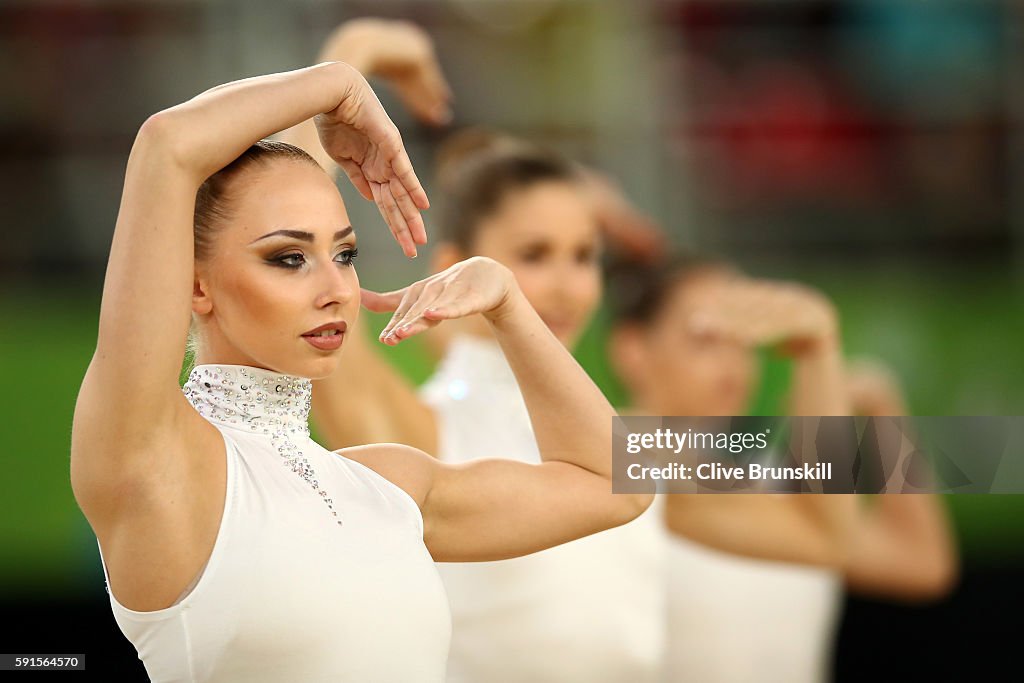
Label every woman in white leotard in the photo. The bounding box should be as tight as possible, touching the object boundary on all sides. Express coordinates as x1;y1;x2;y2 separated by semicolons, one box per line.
606;255;958;682
276;21;669;683
69;61;651;683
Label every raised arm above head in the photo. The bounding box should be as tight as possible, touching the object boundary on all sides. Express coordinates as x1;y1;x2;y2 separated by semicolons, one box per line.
73;62;428;496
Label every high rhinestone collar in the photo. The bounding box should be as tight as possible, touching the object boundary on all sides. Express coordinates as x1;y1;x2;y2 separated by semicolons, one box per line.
183;364;312;437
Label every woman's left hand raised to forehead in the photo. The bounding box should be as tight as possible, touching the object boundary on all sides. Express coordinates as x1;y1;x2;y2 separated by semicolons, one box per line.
314;62;430;258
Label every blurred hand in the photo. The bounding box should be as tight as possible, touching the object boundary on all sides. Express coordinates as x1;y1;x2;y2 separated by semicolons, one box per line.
689;278;838;356
319;18;453;126
580;168;667;262
361;256;518;344
846;357;908;416
314;64;429;257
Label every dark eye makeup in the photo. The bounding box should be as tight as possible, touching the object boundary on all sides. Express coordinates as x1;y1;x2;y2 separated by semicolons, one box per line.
267;248;359;269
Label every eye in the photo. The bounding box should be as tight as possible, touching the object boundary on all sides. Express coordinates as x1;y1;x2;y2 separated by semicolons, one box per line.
272;252;305;269
576;245;598;264
519;244;549;263
335;247;359;267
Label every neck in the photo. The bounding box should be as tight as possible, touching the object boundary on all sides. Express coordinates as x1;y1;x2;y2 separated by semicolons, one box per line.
183;363;312;437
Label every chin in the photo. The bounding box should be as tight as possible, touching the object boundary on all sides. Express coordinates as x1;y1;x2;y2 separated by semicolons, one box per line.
303;354;343;380
716;402;746;417
267;351;340;381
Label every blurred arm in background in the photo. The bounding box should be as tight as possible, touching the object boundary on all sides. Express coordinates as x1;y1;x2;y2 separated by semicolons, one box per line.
662;278;859;569
662;279;957;599
841;359;959;602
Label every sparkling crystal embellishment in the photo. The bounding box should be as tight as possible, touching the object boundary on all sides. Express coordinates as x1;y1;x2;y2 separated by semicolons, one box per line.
183;364;342;525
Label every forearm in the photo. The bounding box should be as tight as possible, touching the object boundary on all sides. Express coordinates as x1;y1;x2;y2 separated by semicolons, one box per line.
665;494;848;568
787;331;865;568
164;61;361;180
789;335;850;417
95;127;196;370
276;30;377;173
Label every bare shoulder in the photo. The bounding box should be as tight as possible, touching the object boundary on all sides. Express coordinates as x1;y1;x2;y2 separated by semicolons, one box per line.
332;442;436;509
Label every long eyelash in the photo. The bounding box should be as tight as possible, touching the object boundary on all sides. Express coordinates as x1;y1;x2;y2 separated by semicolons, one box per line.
336;247;359;266
270;253;304;269
267;248;359;270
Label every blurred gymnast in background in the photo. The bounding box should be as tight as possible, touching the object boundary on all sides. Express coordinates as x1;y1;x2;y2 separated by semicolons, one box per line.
281;18;669;683
607;255;959;683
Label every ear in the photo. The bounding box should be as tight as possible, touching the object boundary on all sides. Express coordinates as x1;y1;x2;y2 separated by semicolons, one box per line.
192;270;213;316
608;324;648;396
430;241;467;275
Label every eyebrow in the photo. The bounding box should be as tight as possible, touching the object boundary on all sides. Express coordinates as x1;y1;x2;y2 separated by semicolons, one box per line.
249;226;353;244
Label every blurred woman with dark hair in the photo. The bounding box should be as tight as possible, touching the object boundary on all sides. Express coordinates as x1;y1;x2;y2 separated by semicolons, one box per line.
606;254;958;683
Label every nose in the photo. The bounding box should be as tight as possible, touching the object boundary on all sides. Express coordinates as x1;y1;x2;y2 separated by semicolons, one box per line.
551;259;599;307
313;258;358;310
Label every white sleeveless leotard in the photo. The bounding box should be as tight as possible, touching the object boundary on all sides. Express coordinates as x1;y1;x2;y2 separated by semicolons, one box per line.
419;336;666;683
664;534;842;683
95;363;452;682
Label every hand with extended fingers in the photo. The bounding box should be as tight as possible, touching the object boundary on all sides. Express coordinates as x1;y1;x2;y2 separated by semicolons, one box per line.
361;257;519;345
312;64;429;257
845;357;908;416
689;277;839;356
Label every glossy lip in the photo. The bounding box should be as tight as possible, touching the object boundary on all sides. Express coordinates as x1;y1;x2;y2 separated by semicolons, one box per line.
301;320;348;336
301;320;347;352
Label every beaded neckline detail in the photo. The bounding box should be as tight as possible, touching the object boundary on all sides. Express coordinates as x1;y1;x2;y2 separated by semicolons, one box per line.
183;364;312;435
183;364;341;526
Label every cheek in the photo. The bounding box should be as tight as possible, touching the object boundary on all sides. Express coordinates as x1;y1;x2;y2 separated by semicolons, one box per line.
663;342;723;392
573;266;602;310
732;354;757;391
217;267;296;336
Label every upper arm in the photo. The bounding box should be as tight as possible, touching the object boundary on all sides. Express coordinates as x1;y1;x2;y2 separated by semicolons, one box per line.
422;458;643;562
90;114;200;419
72;114;210;506
336;444;643;562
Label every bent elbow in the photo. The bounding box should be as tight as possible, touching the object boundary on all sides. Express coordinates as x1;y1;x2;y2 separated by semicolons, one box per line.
133;110;195;173
916;555;960;601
